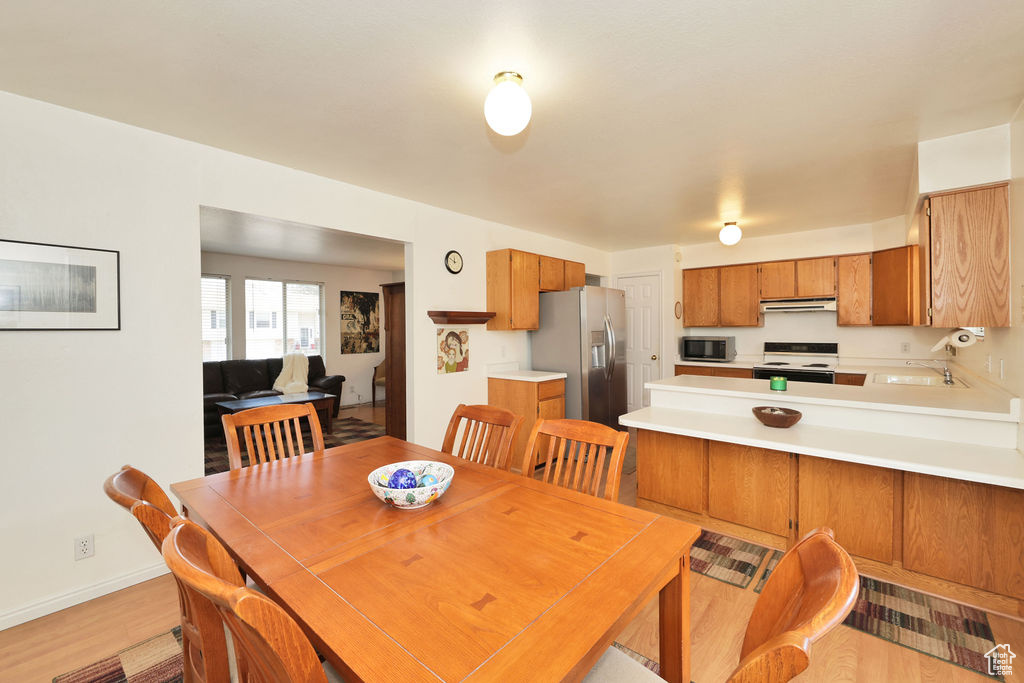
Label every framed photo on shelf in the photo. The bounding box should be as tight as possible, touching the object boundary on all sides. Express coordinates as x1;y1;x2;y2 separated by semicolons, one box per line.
0;239;120;330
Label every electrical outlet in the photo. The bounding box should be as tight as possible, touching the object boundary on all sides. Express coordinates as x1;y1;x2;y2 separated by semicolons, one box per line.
74;534;94;560
985;355;992;373
900;342;910;354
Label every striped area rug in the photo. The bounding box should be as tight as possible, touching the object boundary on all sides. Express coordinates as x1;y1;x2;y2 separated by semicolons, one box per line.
753;548;783;593
53;627;182;683
689;530;771;589
843;576;1004;680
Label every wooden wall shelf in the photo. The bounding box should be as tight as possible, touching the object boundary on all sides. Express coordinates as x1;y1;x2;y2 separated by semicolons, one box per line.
427;310;496;325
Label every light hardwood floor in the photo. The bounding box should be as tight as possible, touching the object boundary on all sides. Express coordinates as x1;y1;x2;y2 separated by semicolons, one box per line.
3;417;1020;682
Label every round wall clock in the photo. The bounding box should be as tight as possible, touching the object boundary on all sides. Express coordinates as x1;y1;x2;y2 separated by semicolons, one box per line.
444;250;463;274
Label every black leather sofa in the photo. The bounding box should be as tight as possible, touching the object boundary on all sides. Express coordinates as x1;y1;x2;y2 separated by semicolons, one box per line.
203;356;345;437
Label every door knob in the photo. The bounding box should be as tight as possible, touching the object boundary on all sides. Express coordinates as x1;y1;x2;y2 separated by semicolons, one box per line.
651;354;658;360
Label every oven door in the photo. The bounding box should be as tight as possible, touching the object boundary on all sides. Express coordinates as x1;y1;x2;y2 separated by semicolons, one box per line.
753;368;835;384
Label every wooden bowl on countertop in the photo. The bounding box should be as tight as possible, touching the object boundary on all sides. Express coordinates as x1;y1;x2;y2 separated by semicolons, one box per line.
752;406;802;428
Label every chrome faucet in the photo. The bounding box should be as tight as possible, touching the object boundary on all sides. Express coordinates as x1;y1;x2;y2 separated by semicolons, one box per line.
906;360;955;385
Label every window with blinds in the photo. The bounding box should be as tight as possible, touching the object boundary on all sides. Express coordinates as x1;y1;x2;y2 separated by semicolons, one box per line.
244;278;324;359
200;275;231;361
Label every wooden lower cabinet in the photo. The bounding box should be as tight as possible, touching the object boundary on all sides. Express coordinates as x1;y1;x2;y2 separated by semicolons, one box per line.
675;365;753;378
488;378;565;469
834;372;866;386
903;473;1024;599
636;430;705;513
798;456;895;563
707;441;792;537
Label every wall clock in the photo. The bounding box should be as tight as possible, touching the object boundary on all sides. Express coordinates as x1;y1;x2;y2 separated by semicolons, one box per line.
444;250;463;274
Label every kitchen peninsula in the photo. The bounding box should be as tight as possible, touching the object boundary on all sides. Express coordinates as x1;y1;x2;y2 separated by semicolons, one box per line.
619;368;1024;614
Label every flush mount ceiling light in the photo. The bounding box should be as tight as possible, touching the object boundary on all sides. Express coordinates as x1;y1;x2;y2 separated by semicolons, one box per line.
719;222;742;246
484;72;532;136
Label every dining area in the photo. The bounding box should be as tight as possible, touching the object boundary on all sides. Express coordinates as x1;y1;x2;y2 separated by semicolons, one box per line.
100;400;860;683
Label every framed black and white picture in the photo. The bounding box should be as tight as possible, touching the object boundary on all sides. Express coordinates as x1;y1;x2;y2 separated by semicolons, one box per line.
0;239;121;330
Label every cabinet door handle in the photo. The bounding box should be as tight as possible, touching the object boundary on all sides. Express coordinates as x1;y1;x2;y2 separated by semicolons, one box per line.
651;354;658;360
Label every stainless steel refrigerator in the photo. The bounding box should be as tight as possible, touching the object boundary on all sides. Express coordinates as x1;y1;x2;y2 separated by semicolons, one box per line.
530;286;627;428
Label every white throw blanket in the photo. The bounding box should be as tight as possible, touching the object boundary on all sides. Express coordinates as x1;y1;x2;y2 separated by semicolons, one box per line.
274;353;309;394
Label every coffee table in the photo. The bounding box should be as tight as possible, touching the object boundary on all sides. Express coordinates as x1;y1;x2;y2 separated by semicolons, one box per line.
215;391;336;433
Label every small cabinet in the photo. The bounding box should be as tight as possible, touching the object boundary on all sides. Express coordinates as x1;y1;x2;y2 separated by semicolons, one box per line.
719;264;761;326
707;441;792;536
488;377;566;468
539;255;565;292
798;456;894;562
636;430;705;513
903;472;1024;599
682;267;720;327
834;372;866;386
837;253;872;326
759;261;795;300
871;245;919;326
486;249;540;330
564;260;586;288
796;257;837;297
927;184;1010;327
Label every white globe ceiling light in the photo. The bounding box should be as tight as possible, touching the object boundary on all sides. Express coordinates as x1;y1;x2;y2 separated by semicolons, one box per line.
719;222;742;246
484;72;532;136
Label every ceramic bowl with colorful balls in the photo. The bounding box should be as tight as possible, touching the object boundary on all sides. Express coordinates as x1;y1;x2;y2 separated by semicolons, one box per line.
367;460;455;509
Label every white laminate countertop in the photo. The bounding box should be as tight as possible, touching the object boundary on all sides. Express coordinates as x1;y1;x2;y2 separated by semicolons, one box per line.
488;370;568;382
620;406;1024;490
649;372;1019;421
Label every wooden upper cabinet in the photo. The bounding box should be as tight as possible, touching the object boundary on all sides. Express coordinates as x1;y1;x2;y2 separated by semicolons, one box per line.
759;261;795;299
719;264;762;326
682;267;720;327
538;255;565;292
837;253;872;326
564;260;586;288
872;245;919;326
486;249;540;330
796;257;836;297
928;184;1010;327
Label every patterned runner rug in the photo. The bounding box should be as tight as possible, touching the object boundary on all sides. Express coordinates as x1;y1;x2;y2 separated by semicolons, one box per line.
753;548;783;593
689;530;771;589
53;627;182;683
842;576;1004;680
205;415;386;475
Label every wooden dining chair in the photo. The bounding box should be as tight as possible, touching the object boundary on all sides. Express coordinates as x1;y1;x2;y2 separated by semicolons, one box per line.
520;418;630;501
162;518;343;683
726;527;859;682
222;402;325;470
103;466;231;683
586;528;859;683
441;403;524;470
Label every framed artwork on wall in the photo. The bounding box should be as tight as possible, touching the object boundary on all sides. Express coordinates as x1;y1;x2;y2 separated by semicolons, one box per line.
340;290;380;353
0;239;120;330
437;328;469;374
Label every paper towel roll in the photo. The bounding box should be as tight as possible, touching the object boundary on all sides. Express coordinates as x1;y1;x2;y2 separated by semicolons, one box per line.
950;328;977;348
930;328;978;352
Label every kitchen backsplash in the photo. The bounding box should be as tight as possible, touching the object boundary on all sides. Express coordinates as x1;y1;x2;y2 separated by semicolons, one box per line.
681;311;949;360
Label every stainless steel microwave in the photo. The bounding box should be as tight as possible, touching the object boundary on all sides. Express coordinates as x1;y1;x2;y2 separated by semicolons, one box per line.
680;336;736;362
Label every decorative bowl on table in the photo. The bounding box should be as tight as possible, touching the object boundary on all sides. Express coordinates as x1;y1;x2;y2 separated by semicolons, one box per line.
752;406;802;428
367;460;455;509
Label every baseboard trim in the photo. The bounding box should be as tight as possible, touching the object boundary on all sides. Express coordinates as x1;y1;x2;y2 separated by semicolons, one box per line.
0;562;169;630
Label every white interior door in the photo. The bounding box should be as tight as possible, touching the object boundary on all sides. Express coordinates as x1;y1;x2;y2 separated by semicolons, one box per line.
618;274;662;411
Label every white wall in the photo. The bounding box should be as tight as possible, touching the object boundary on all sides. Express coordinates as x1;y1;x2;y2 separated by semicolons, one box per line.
953;106;1024;450
0;90;609;628
200;251;394;406
918;124;1012;194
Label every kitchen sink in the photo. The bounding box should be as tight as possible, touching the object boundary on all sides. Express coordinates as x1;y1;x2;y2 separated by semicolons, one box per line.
872;374;970;388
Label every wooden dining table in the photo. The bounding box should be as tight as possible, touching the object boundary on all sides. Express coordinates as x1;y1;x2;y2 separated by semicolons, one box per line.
171;436;701;682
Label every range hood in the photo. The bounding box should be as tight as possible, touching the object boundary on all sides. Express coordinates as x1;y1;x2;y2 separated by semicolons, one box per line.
760;297;837;313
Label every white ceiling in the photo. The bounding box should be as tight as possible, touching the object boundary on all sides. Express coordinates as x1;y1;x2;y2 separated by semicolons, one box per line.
2;1;1023;250
200;207;405;271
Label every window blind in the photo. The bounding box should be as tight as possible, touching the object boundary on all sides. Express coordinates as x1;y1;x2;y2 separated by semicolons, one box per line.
244;278;324;359
200;275;230;361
